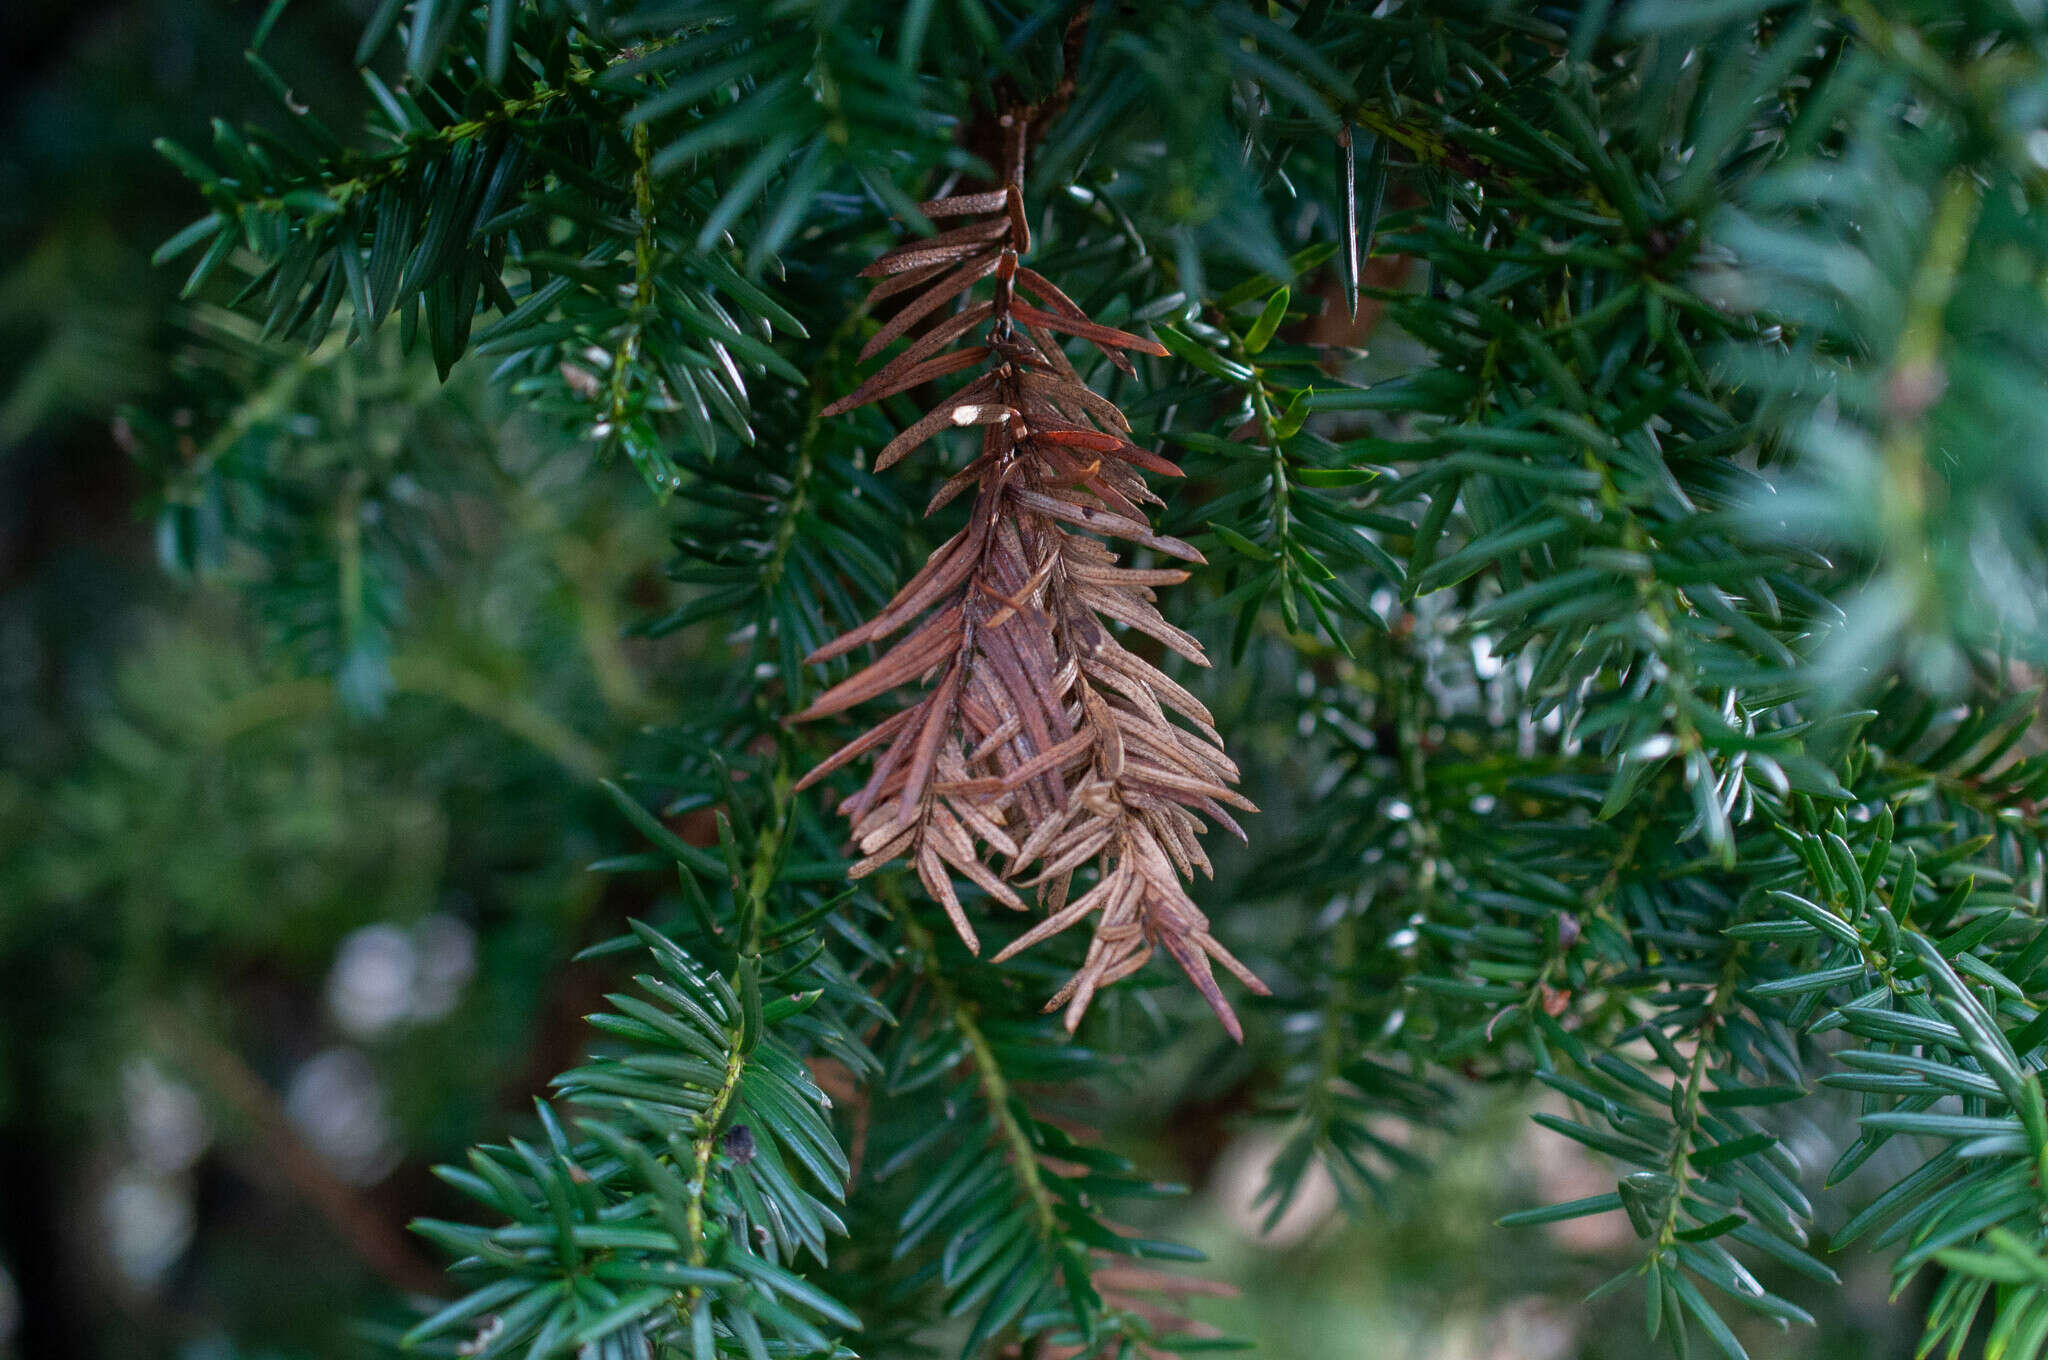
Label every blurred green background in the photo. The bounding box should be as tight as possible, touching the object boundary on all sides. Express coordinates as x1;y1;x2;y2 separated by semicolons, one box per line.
0;4;1932;1357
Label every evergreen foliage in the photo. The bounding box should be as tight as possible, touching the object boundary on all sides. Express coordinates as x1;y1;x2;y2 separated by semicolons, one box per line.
113;0;2048;1356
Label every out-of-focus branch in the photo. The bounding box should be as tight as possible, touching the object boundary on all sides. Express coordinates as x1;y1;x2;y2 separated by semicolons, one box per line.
149;1010;448;1298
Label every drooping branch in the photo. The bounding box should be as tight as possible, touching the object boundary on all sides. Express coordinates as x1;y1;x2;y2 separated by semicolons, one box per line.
794;112;1265;1037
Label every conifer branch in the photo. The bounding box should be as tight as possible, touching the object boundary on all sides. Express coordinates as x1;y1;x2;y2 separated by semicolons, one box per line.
898;905;1062;1248
114;4;2048;1357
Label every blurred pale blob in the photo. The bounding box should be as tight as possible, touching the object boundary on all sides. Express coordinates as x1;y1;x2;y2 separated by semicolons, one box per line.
284;1047;400;1185
1523;1090;1634;1255
1455;1296;1579;1360
95;1060;212;1293
101;1165;195;1288
1210;1129;1342;1248
326;914;477;1038
123;1059;211;1175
